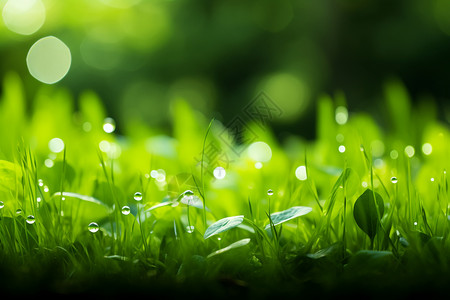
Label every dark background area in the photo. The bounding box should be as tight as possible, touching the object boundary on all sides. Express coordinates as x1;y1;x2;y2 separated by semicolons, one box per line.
1;0;449;140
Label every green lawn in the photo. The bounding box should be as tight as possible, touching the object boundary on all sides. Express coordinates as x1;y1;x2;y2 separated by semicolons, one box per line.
0;73;449;297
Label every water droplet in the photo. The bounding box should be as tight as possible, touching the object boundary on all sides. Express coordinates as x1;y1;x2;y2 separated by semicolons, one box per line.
26;215;35;224
213;166;226;180
431;178;435;182
183;190;194;197
16;208;22;214
103;117;116;133
88;222;99;233
134;192;143;201
360;145;365;152
27;36;71;84
361;181;368;188
295;165;307;181
43;186;49;193
413;221;418;226
391;177;398;184
267;189;274;196
38;179;44;187
0;201;4;209
121;206;131;215
186;225;195;233
338;145;346;153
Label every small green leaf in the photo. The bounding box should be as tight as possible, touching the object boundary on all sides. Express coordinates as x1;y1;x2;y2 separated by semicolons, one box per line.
204;215;244;239
353;189;384;240
264;206;312;230
207;238;251;258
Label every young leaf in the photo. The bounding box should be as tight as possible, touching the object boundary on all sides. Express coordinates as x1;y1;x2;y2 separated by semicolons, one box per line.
207;238;251;258
264;206;312;230
204;215;244;239
353;189;384;240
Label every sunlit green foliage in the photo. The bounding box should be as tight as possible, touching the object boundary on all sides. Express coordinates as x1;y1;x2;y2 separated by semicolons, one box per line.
0;74;449;296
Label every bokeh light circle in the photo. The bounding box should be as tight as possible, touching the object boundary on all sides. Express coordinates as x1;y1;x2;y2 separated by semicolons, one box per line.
26;36;71;84
2;0;46;35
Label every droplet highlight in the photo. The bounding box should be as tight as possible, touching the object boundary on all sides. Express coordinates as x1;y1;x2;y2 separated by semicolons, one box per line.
26;215;35;224
295;165;307;181
213;166;226;180
134;192;143;201
88;222;99;233
103;117;116;133
121;206;131;215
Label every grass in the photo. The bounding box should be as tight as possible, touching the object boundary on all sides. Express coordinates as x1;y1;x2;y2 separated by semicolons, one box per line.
0;72;450;297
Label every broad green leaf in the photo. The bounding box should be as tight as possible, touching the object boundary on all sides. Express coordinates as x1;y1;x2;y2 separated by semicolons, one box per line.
207;238;251;258
50;192;111;225
93;181;126;207
204;215;244;239
40;160;76;192
265;206;312;230
353;189;384;240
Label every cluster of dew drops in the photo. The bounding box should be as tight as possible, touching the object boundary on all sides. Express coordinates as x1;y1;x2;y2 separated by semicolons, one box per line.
88;191;142;233
0;201;36;224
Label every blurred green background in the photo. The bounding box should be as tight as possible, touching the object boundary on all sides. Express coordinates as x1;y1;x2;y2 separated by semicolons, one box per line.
1;0;450;139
